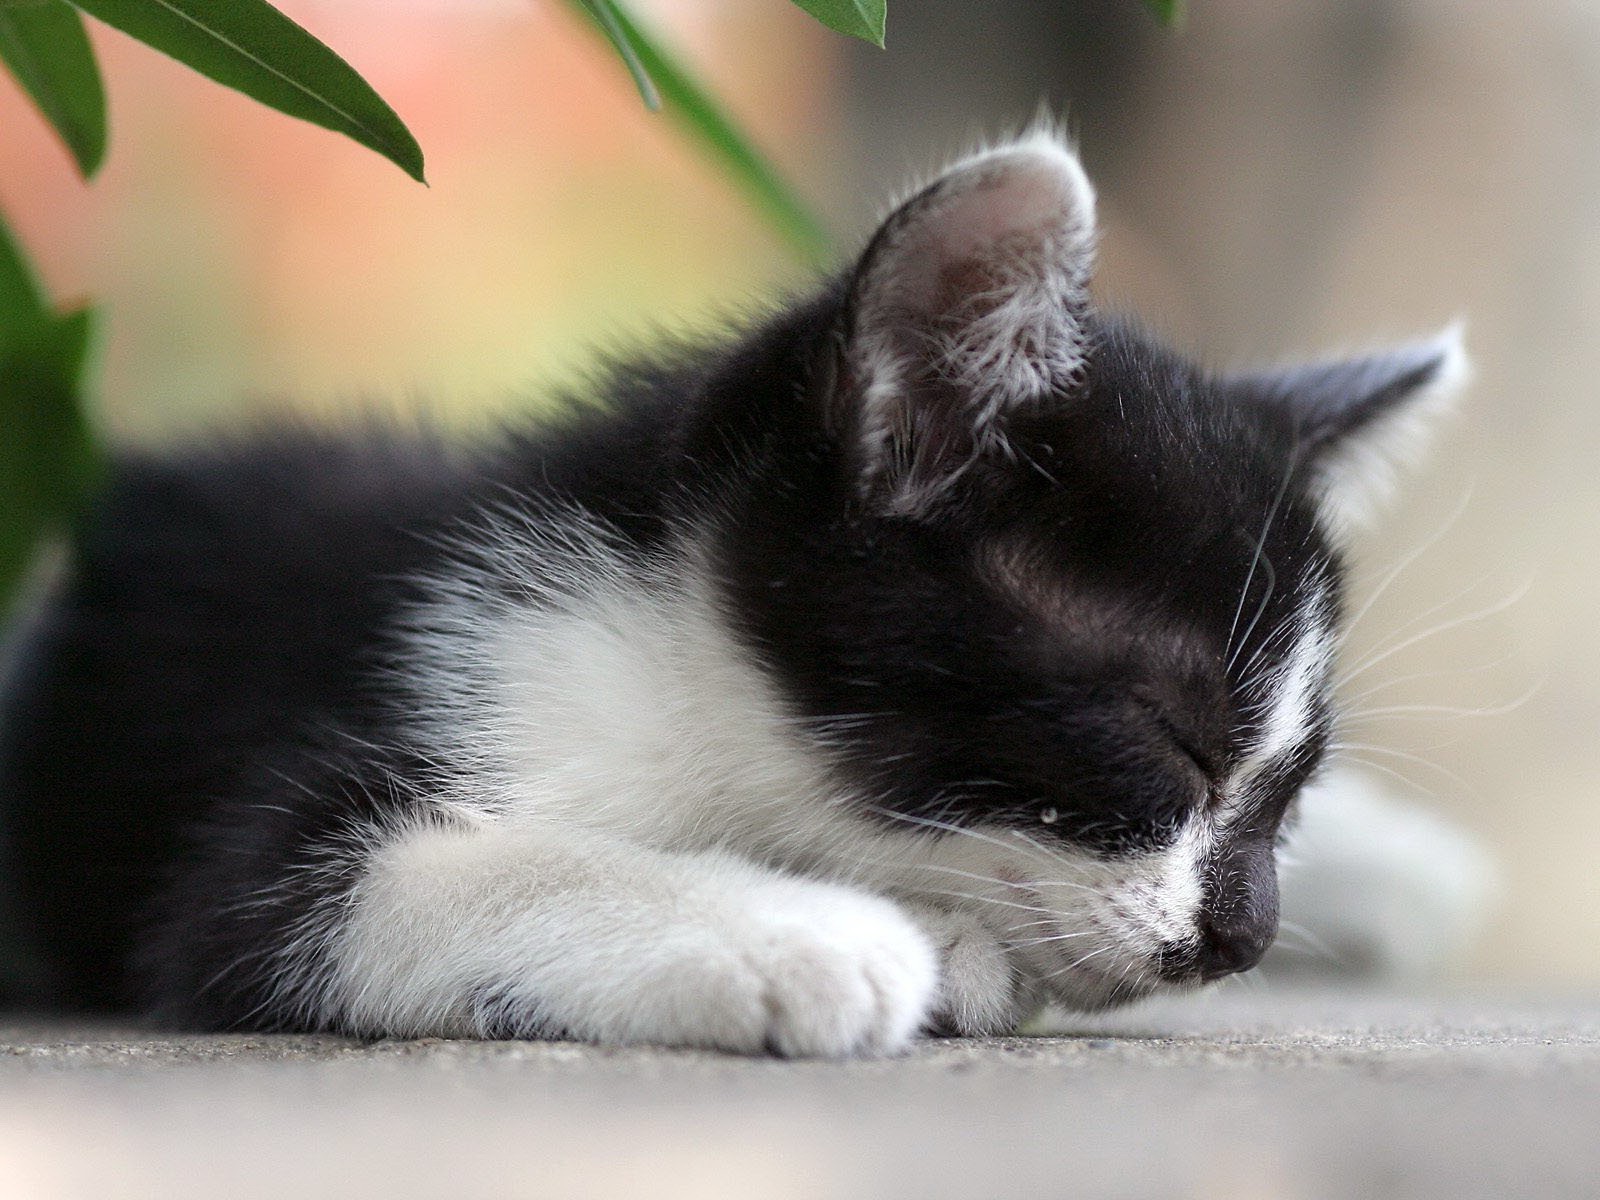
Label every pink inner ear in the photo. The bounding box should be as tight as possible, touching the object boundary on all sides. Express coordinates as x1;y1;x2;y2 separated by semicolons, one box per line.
882;150;1096;319
941;162;1087;266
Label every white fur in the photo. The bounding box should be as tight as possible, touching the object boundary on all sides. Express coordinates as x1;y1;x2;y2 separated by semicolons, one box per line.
901;904;1029;1036
915;135;1097;405
1314;324;1470;539
1227;592;1336;808
329;824;937;1056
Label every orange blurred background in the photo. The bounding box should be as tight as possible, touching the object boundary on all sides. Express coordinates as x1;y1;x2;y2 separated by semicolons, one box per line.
1;0;833;433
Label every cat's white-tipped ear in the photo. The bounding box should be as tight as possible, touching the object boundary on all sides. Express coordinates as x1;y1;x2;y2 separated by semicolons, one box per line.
836;134;1097;511
1236;325;1470;538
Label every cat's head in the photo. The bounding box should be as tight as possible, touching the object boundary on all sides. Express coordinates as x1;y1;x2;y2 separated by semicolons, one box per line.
726;132;1466;1010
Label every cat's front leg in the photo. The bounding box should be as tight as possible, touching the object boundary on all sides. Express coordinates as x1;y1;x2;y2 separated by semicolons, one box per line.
318;821;938;1057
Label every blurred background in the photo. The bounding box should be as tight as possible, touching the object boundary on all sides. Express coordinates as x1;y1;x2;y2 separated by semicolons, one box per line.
0;0;1592;986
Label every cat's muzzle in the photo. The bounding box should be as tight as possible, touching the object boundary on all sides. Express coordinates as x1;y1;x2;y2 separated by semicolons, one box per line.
1156;911;1277;983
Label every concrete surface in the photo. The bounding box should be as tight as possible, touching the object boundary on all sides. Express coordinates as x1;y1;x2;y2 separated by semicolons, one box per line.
2;988;1597;1199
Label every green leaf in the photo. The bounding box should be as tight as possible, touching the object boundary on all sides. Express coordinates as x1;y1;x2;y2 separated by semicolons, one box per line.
0;208;101;622
1;210;100;626
0;0;106;176
788;0;885;48
0;201;50;347
1142;0;1184;27
67;0;425;182
577;0;659;111
572;0;829;264
0;306;101;618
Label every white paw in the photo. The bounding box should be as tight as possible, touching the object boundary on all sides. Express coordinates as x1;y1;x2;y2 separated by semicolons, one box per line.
1270;767;1497;980
564;879;938;1058
905;906;1030;1036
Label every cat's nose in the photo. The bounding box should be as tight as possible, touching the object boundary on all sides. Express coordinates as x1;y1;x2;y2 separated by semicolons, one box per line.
1190;838;1280;981
1193;910;1275;980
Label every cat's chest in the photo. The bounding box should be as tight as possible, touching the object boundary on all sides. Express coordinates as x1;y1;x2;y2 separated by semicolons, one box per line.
400;531;854;862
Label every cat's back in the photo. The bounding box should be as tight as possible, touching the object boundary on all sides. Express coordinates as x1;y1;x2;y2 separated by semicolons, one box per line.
0;427;497;1008
10;427;483;734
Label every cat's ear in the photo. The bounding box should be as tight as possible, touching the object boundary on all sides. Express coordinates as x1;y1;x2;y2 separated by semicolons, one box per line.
832;134;1097;513
1236;327;1469;536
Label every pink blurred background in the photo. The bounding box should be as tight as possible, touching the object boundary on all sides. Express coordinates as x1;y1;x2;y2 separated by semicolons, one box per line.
1;0;832;432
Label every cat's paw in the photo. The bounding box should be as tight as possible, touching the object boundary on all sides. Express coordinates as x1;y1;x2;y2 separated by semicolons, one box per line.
905;906;1033;1036
1269;768;1496;979
740;896;938;1057
568;880;938;1058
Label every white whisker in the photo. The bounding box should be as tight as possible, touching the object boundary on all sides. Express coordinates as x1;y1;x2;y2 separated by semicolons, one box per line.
1338;579;1531;686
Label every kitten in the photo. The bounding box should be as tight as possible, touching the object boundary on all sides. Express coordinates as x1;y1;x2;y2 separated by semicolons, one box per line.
0;134;1465;1055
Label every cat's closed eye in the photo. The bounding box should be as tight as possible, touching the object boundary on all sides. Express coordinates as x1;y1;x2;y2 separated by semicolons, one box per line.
1143;706;1221;786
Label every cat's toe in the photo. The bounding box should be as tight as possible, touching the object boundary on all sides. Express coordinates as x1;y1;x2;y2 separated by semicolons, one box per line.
747;894;938;1057
907;906;1030;1037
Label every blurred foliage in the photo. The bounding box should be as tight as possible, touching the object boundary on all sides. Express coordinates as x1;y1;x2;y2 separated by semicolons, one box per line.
0;2;105;176
573;0;830;263
69;0;425;182
0;0;429;621
578;0;664;110
789;1;886;48
0;216;98;622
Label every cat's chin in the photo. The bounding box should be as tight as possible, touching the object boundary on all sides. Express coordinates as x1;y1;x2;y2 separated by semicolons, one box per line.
1037;965;1172;1015
1045;940;1278;1013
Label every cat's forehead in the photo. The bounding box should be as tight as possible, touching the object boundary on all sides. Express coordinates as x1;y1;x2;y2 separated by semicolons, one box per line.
997;324;1321;554
975;328;1340;684
1071;320;1259;465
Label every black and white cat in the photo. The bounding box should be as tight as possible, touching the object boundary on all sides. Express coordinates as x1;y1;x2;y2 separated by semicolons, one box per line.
0;134;1467;1055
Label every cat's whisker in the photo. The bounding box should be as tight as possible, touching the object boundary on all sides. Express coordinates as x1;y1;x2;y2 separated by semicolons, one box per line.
1001;826;1063;860
905;888;1056;915
1232;609;1304;697
1325;751;1445;802
1339;487;1474;641
859;806;1075;872
1337;579;1531;686
1225;449;1301;675
825;876;1062;921
1267;939;1336;964
1274;918;1337;962
836;853;1102;899
1327;740;1473;790
1039;945;1116;983
1338;686;1542;728
831;848;1113;915
1005;930;1098;949
1337;562;1502;665
1335;652;1519;708
1228;550;1279;678
1004;915;1075;934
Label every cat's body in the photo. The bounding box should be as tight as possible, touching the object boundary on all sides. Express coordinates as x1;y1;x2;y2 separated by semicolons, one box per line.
0;137;1467;1054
